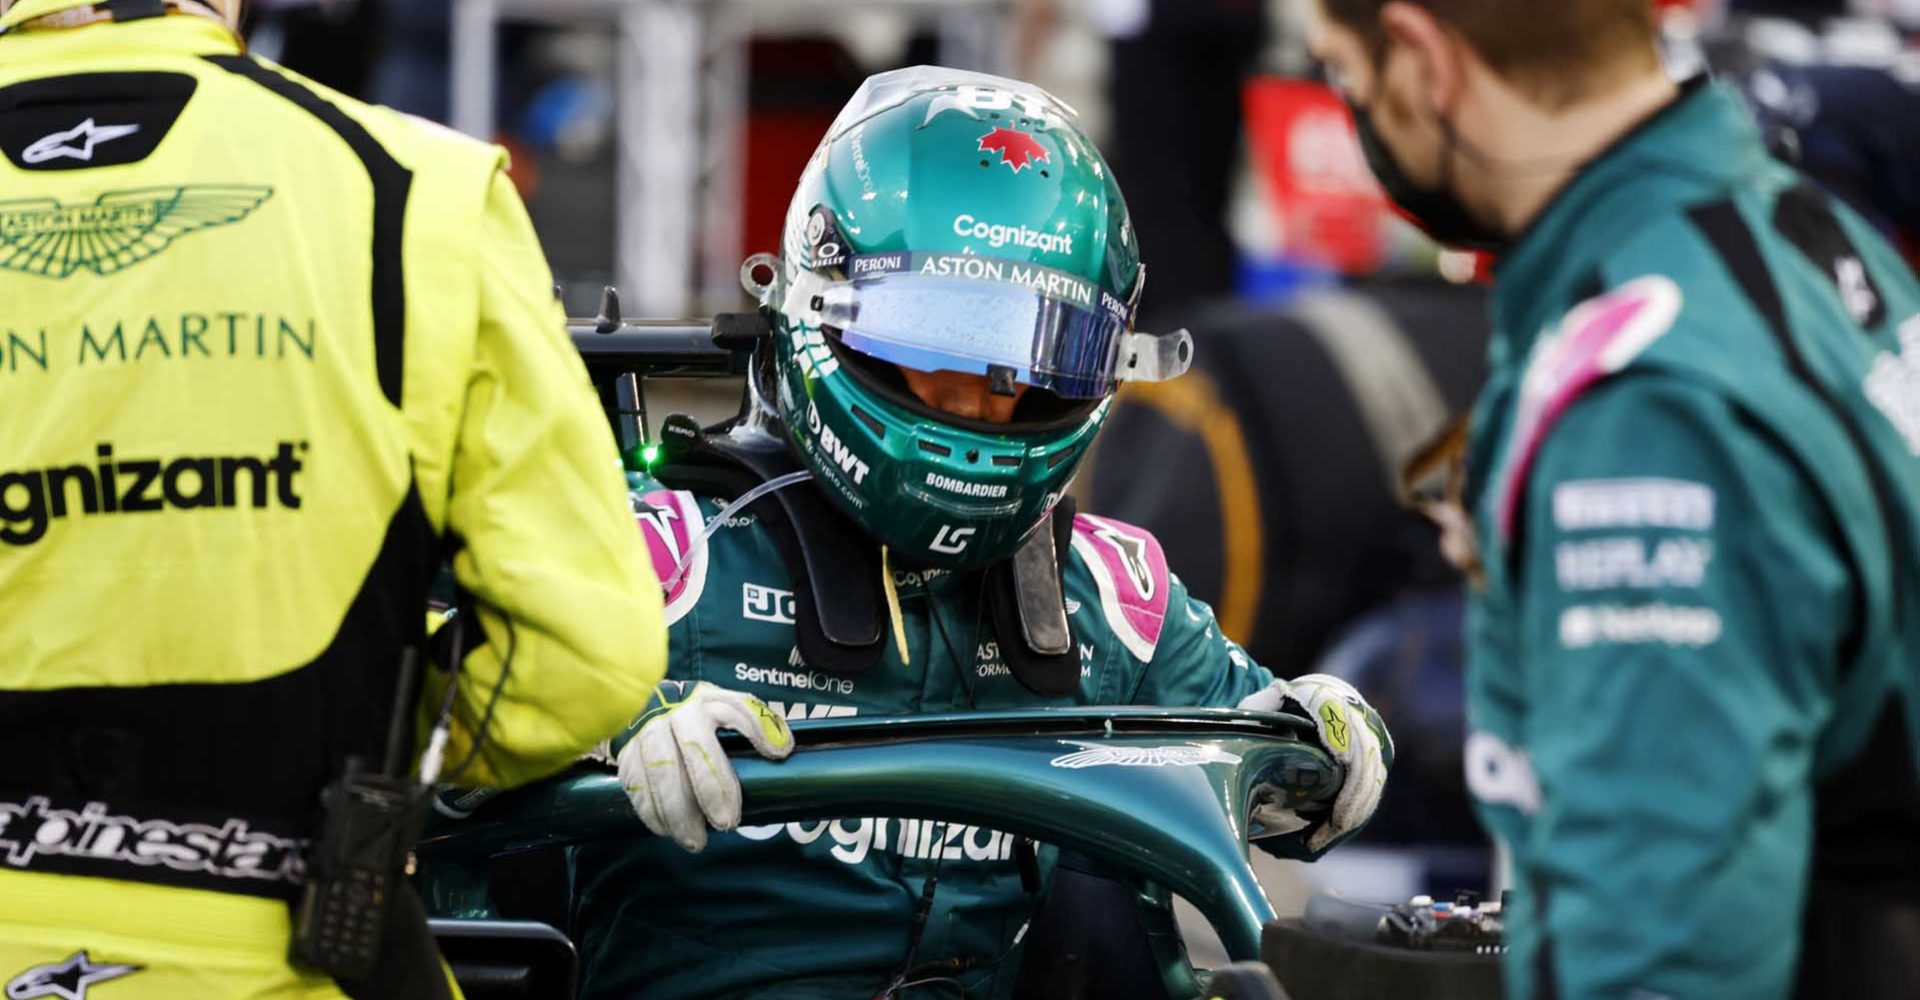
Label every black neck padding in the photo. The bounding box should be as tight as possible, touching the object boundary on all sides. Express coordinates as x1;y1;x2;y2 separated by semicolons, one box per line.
653;432;1078;695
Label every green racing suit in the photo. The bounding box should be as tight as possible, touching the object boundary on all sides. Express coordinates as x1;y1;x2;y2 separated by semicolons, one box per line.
456;475;1307;1000
1463;79;1920;1000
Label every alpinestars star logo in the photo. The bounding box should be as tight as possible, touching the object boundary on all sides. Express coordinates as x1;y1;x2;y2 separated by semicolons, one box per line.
6;952;141;1000
978;127;1050;173
0;186;273;279
22;119;140;166
1092;524;1155;600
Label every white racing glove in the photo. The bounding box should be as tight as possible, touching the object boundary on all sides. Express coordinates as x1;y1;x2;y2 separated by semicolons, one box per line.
616;682;796;852
1238;673;1393;854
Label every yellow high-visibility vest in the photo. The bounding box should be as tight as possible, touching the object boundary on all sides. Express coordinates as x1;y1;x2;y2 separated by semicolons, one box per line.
0;0;665;858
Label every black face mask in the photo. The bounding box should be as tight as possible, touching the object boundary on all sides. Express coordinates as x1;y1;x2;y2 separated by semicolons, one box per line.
1346;96;1508;253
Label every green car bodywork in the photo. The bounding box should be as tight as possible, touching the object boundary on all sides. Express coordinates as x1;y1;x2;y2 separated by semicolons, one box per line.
416;708;1338;999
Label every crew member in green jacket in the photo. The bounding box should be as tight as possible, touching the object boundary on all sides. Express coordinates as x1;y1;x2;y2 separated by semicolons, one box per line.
444;68;1395;1000
1310;2;1920;998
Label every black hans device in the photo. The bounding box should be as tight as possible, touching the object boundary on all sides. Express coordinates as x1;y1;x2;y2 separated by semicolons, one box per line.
291;643;445;979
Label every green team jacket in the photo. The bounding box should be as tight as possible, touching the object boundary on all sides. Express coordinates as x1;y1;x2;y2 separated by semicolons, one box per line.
1463;80;1920;1000
559;478;1296;1000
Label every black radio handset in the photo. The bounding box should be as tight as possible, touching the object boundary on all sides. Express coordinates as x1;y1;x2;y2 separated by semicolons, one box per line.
291;620;461;980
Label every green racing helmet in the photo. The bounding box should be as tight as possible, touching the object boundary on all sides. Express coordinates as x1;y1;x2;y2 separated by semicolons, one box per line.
753;66;1192;570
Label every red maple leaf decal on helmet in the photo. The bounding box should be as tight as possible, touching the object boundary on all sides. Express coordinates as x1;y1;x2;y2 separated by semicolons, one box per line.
978;127;1051;173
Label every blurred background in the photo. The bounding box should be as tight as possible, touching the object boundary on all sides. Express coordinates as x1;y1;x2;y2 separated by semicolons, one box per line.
249;0;1920;956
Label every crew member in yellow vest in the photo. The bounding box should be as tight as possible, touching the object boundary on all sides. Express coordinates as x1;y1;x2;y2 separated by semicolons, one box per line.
0;1;668;996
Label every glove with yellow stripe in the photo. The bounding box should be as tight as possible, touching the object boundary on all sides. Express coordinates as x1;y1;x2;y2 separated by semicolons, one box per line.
616;681;796;852
1238;673;1392;854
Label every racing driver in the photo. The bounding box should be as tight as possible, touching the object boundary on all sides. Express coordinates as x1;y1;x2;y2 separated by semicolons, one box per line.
456;68;1394;1000
0;1;667;997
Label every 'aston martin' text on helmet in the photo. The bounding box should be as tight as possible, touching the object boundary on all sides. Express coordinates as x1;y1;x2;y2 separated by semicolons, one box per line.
759;66;1191;569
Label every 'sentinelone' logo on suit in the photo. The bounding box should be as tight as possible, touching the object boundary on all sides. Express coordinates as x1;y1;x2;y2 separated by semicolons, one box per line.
0;185;273;279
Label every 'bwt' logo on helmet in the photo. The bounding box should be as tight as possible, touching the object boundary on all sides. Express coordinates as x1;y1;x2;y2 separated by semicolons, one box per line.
0;442;306;545
805;403;870;486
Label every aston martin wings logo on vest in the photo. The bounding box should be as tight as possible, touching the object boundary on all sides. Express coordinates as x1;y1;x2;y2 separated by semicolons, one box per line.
0;185;274;279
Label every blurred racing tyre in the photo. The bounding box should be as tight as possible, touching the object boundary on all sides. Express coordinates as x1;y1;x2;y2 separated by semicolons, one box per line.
1204;962;1292;1000
430;920;577;1000
1261;894;1501;1000
1086;280;1490;677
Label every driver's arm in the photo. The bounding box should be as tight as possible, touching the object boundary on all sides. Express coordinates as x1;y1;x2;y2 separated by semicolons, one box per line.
1127;573;1390;856
1506;376;1849;1000
430;168;668;788
1125;575;1276;709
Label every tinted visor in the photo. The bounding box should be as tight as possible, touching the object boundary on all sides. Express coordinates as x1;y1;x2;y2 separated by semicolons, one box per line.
815;253;1187;399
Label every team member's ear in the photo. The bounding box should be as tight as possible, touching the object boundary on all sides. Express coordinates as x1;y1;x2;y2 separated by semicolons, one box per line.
1378;1;1466;119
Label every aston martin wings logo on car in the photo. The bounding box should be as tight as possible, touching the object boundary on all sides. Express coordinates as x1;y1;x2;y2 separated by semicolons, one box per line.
1048;741;1244;769
0;185;274;279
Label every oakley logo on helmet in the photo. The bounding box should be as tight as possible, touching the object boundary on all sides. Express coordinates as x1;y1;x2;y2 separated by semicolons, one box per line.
952;214;1073;255
804;207;849;269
